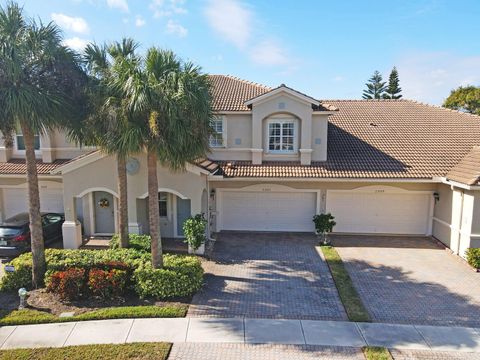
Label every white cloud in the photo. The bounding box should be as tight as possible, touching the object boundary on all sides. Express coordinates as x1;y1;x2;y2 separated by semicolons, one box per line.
397;51;480;105
150;0;187;18
332;75;346;82
107;0;129;13
249;40;289;66
165;19;187;37
204;0;251;49
63;37;90;52
51;13;89;34
135;15;146;27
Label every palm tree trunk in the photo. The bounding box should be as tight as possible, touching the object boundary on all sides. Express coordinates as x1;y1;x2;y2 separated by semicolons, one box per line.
147;149;163;268
117;155;129;248
20;123;45;288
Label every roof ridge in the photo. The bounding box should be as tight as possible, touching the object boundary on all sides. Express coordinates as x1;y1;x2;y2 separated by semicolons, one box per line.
405;99;480;119
320;99;408;102
221;74;272;90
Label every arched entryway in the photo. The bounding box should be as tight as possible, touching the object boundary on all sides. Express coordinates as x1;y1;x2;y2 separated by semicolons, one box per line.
75;188;119;236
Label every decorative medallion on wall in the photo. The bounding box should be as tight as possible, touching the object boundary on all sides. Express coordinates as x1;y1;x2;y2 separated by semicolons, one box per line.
126;157;140;175
98;198;110;208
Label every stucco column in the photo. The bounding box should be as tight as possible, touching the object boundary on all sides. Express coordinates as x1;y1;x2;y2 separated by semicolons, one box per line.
62;196;82;249
40;133;55;163
128;197;141;234
299;113;312;165
251;109;263;164
0;134;12;162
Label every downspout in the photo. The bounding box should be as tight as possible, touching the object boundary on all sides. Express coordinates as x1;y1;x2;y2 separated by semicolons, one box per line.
452;185;464;255
206;174;215;241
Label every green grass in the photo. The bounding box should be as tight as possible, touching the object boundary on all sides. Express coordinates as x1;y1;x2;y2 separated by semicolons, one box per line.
0;304;187;326
321;245;371;322
0;342;171;360
362;346;393;360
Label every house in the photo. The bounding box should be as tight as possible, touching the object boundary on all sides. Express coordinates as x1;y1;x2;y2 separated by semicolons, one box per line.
1;75;480;258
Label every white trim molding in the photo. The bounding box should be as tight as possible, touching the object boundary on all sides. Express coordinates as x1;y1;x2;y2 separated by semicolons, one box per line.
138;187;189;200
76;187;119;199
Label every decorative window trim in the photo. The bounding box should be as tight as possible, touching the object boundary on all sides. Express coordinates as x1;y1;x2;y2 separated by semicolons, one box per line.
266;118;297;154
209;116;226;148
13;132;41;155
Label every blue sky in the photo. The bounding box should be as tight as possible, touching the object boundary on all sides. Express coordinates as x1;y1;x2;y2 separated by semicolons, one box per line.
16;0;480;104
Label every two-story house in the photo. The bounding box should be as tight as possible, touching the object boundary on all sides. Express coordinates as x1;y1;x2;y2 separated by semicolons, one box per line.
1;75;480;259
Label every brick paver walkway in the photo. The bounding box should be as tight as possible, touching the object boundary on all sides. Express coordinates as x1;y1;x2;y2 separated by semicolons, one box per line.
188;232;346;320
168;344;364;360
390;349;480;359
333;235;480;327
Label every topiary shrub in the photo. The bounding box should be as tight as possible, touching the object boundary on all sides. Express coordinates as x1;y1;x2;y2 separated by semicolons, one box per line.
183;214;207;251
88;268;128;299
133;255;203;299
110;234;151;252
466;248;480;269
47;268;86;301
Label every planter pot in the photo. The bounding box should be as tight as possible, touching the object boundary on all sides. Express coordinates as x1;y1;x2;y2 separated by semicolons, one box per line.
188;243;205;255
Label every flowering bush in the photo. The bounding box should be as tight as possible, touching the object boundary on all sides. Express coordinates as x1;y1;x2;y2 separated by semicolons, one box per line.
47;268;86;301
466;248;480;269
88;268;128;299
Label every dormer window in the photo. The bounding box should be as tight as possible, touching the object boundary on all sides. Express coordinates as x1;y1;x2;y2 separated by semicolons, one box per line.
209;116;225;148
14;125;40;154
268;119;296;153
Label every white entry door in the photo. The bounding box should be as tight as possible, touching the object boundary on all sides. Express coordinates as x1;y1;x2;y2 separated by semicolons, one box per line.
3;187;64;219
219;191;316;232
326;188;431;235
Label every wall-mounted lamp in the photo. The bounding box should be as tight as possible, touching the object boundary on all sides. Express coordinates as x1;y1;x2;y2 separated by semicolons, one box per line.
210;189;216;198
433;192;440;203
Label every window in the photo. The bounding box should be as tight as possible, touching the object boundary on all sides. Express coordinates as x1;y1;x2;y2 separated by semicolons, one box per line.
268;120;295;153
159;193;168;217
15;126;40;151
209;117;224;147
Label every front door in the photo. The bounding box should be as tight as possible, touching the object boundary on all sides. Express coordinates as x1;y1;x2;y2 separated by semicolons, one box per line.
94;191;115;234
176;198;191;236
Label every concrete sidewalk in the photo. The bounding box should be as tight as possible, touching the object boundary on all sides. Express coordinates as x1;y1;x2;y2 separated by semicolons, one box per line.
1;318;480;353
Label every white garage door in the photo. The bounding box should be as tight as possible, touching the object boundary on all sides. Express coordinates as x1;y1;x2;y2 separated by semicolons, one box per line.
326;190;431;235
3;188;64;219
219;191;316;232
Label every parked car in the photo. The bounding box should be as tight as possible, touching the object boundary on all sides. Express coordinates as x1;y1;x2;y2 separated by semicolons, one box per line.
0;213;64;258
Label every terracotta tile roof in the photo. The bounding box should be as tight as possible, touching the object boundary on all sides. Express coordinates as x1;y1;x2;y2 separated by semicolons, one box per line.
209;75;271;112
209;75;335;112
195;158;220;174
0;159;70;175
446;147;480;185
212;99;480;180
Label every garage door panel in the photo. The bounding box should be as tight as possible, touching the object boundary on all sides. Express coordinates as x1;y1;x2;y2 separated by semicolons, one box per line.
326;191;430;235
3;188;64;219
220;191;316;232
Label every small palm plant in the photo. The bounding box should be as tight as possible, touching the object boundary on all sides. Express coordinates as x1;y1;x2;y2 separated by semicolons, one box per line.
312;213;336;245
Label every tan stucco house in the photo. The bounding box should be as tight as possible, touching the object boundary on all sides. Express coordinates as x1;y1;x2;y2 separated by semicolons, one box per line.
1;75;480;259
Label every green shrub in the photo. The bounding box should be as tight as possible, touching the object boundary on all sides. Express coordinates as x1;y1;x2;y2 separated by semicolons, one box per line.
183;214;207;251
466;248;480;269
0;248;147;291
134;254;203;299
88;268;128;299
110;234;151;252
47;268;86;301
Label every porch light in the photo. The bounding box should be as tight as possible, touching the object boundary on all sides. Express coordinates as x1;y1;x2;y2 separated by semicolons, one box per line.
18;288;27;309
210;189;216;197
433;192;440;203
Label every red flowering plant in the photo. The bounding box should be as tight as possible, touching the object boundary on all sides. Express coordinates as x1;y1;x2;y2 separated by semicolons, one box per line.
47;268;86;301
88;268;128;299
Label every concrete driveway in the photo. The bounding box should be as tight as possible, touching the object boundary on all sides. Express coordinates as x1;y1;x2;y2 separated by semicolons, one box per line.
333;235;480;327
188;232;347;320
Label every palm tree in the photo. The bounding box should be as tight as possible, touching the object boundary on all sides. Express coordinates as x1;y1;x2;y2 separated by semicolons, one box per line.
0;2;86;287
111;48;212;268
80;38;140;248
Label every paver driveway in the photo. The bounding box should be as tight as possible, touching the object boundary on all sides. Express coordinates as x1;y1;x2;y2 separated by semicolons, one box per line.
188;232;346;320
333;235;480;327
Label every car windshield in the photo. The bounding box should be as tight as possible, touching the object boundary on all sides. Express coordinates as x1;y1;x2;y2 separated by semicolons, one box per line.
0;227;22;236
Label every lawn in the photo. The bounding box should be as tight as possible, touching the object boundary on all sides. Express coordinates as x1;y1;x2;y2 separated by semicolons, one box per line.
362;346;393;360
0;304;187;326
0;342;171;360
320;245;371;322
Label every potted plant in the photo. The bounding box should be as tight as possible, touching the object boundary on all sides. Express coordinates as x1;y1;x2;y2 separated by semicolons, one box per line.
312;213;336;245
183;214;207;255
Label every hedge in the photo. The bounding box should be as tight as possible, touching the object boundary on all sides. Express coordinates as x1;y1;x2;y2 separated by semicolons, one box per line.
466;248;480;269
110;234;151;253
0;247;203;300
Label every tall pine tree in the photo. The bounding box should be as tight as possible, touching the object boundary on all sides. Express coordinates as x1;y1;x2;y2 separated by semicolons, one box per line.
384;66;402;99
362;70;387;99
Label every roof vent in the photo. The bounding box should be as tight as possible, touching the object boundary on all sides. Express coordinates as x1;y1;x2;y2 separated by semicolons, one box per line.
369;122;378;127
